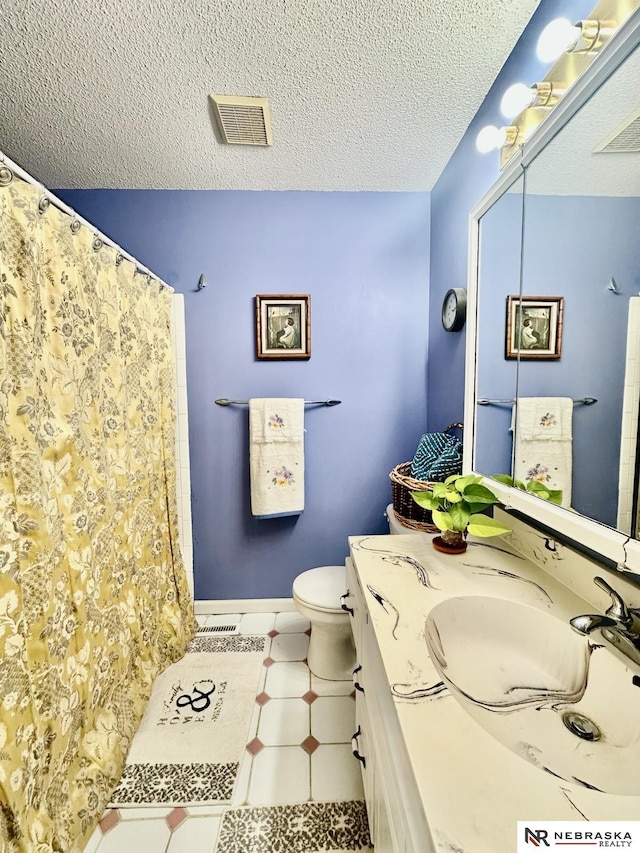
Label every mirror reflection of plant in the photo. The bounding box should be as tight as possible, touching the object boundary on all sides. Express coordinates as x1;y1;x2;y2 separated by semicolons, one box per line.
411;475;510;540
492;474;563;506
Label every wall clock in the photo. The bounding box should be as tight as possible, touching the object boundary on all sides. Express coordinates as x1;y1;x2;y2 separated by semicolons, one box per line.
441;288;467;332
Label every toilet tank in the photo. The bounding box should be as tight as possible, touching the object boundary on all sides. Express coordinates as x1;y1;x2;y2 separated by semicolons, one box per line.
386;504;423;535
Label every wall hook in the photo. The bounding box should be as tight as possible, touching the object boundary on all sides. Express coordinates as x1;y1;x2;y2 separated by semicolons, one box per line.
607;276;621;295
197;274;206;291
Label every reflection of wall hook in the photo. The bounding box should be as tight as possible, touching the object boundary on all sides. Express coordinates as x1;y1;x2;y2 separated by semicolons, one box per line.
197;274;206;291
544;538;557;552
607;276;621;295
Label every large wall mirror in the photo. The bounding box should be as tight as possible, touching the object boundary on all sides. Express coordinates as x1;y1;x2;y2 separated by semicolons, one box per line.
465;9;640;571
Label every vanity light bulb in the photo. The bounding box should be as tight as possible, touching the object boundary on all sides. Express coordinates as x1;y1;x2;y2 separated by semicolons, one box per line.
500;83;535;119
537;17;581;62
475;125;506;154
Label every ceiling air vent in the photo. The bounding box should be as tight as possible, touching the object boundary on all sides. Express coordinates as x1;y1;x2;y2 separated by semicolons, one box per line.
594;106;640;154
210;95;273;146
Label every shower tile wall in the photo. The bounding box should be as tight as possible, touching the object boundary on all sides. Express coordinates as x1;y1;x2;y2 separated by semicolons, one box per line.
171;294;194;598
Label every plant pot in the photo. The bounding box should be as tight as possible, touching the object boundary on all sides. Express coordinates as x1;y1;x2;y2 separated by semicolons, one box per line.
432;534;468;555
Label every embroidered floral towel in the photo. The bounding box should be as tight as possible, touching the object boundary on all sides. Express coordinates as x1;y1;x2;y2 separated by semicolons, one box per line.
512;397;573;507
249;398;305;518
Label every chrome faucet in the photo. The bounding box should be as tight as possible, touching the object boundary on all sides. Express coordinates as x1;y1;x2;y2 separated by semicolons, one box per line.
570;576;640;666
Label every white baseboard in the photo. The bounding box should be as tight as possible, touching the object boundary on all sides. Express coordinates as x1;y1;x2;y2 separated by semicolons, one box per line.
194;598;296;615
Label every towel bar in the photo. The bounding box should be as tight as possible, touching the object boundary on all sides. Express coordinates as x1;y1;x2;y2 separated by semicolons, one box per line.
477;397;597;406
215;398;341;407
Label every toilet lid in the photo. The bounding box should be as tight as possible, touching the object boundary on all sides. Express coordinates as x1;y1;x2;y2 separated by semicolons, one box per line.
293;565;346;611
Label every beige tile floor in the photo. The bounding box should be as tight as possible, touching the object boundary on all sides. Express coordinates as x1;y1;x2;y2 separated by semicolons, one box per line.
83;611;367;853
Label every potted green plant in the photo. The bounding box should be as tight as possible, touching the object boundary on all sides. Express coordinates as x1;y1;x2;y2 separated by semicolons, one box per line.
411;474;510;554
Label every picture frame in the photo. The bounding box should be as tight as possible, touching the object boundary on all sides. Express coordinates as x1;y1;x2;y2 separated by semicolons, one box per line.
255;294;311;360
505;295;564;360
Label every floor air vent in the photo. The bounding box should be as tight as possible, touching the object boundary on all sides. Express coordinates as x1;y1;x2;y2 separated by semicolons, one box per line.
197;624;239;634
210;95;273;146
595;107;640;153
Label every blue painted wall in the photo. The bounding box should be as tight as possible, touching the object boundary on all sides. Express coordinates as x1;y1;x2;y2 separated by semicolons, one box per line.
58;189;431;600
427;0;597;432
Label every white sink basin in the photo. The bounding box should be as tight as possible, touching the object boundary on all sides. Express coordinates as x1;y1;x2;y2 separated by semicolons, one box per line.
425;595;640;795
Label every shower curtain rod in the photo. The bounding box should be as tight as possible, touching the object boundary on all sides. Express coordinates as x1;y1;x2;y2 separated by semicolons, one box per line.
0;150;173;293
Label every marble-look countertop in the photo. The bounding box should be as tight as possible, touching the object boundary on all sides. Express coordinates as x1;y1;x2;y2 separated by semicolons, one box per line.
348;533;640;853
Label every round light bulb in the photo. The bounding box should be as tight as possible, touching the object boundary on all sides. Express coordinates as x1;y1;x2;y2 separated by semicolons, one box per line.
500;83;535;119
476;125;506;154
537;17;581;62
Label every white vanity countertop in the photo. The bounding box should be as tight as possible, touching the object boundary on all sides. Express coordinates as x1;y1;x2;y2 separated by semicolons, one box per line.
348;533;640;853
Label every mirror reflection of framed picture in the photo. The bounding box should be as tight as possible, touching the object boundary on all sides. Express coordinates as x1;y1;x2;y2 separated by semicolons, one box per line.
255;294;311;360
506;295;563;360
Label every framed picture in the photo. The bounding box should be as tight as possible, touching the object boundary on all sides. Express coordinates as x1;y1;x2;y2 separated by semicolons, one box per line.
255;294;311;360
506;295;564;360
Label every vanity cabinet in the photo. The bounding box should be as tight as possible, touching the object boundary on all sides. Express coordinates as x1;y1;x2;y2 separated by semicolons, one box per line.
345;557;431;853
344;529;640;852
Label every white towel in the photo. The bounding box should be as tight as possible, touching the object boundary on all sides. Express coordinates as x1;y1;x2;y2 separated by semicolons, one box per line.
512;397;573;508
249;398;305;518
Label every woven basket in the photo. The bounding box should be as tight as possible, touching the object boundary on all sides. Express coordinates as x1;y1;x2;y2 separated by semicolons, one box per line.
389;462;439;533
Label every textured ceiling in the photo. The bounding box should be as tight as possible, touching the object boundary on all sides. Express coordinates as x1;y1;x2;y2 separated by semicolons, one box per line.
0;0;541;191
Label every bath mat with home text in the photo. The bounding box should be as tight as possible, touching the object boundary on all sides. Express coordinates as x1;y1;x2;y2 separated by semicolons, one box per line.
109;634;266;807
217;801;373;852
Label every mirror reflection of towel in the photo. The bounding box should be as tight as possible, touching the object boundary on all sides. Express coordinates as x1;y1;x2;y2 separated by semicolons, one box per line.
511;398;573;508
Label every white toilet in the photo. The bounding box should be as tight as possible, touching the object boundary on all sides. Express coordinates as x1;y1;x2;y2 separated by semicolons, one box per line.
292;565;355;681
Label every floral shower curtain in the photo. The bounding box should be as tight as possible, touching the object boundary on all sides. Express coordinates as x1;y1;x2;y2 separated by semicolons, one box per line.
0;174;197;851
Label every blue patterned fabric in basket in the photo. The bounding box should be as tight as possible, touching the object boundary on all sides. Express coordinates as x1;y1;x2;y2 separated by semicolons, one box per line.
410;431;463;482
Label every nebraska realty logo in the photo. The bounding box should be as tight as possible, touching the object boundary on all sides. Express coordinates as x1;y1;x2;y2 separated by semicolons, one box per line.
517;822;640;851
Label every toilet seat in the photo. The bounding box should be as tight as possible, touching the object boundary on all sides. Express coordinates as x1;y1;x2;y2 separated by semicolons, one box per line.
292;564;355;680
292;565;346;612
